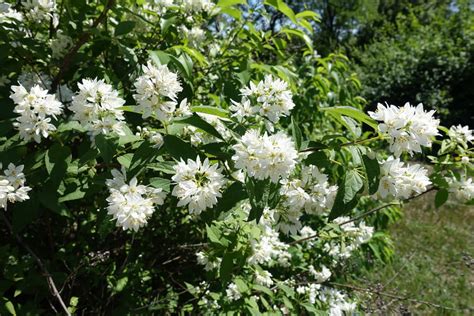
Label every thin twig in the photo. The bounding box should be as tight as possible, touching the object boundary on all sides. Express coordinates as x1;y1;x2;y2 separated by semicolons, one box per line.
330;282;470;312
51;0;116;90
1;212;71;316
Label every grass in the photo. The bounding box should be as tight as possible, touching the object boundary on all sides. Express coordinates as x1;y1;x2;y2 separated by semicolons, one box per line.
350;191;474;314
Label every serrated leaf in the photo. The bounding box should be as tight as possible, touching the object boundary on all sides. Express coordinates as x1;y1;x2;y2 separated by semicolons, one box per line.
329;170;363;220
362;154;380;195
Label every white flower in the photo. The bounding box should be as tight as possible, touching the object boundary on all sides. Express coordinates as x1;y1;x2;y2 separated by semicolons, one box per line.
448;125;473;148
239;75;295;123
296;284;320;304
248;228;290;266
0;163;32;210
226;282;241;301
133;61;183;121
0;3;23;24
280;165;338;215
70;78;126;139
181;0;215;13
255;270;274;287
10;84;63;143
232;130;297;183
105;168;166;231
21;0;56;22
448;177;474;203
196;251;221;271
181;26;205;47
171;157;225;215
376;156;431;199
50;30;73;59
229;99;255;122
369;102;439;156
310;265;332;283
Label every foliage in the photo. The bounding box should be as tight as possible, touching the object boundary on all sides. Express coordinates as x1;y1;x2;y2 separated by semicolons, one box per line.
0;0;472;315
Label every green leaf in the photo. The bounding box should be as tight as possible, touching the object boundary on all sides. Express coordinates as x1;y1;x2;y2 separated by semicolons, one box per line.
281;28;313;51
149;50;171;65
220;252;234;283
115;21;136;36
149;177;171;192
234;278;249;293
320;106;378;130
129;141;160;178
435;189;449;208
4;300;16;316
174;113;223;140
217;0;246;7
191;106;229;119
252;284;273;297
304;151;330;170
95;134;118;163
206;224;222;245
264;0;296;24
117;153;133;168
113;276;129;293
329;170;363;220
362;154;380;195
290;116;303;150
214;182;247;217
163;135;199;161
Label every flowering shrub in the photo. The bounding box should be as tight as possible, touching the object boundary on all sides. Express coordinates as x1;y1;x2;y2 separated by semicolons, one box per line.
0;0;472;314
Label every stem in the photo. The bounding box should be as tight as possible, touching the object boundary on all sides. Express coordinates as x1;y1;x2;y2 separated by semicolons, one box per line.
0;212;71;316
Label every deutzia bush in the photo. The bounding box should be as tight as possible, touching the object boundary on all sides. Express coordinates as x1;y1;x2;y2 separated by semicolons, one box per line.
0;0;472;314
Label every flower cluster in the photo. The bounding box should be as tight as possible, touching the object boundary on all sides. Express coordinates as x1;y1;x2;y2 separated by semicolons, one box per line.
377;156;431;199
233;75;295;123
180;26;206;47
10;84;63;143
448;125;473;148
369;102;439;156
106;169;166;231
226;283;241;302
21;0;56;23
196;251;221;271
280;165;338;215
0;164;31;210
180;0;215;14
171;157;225;215
248;227;291;267
0;2;23;24
232;130;298;183
70;78;126;139
448;177;474;203
133;61;183;121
